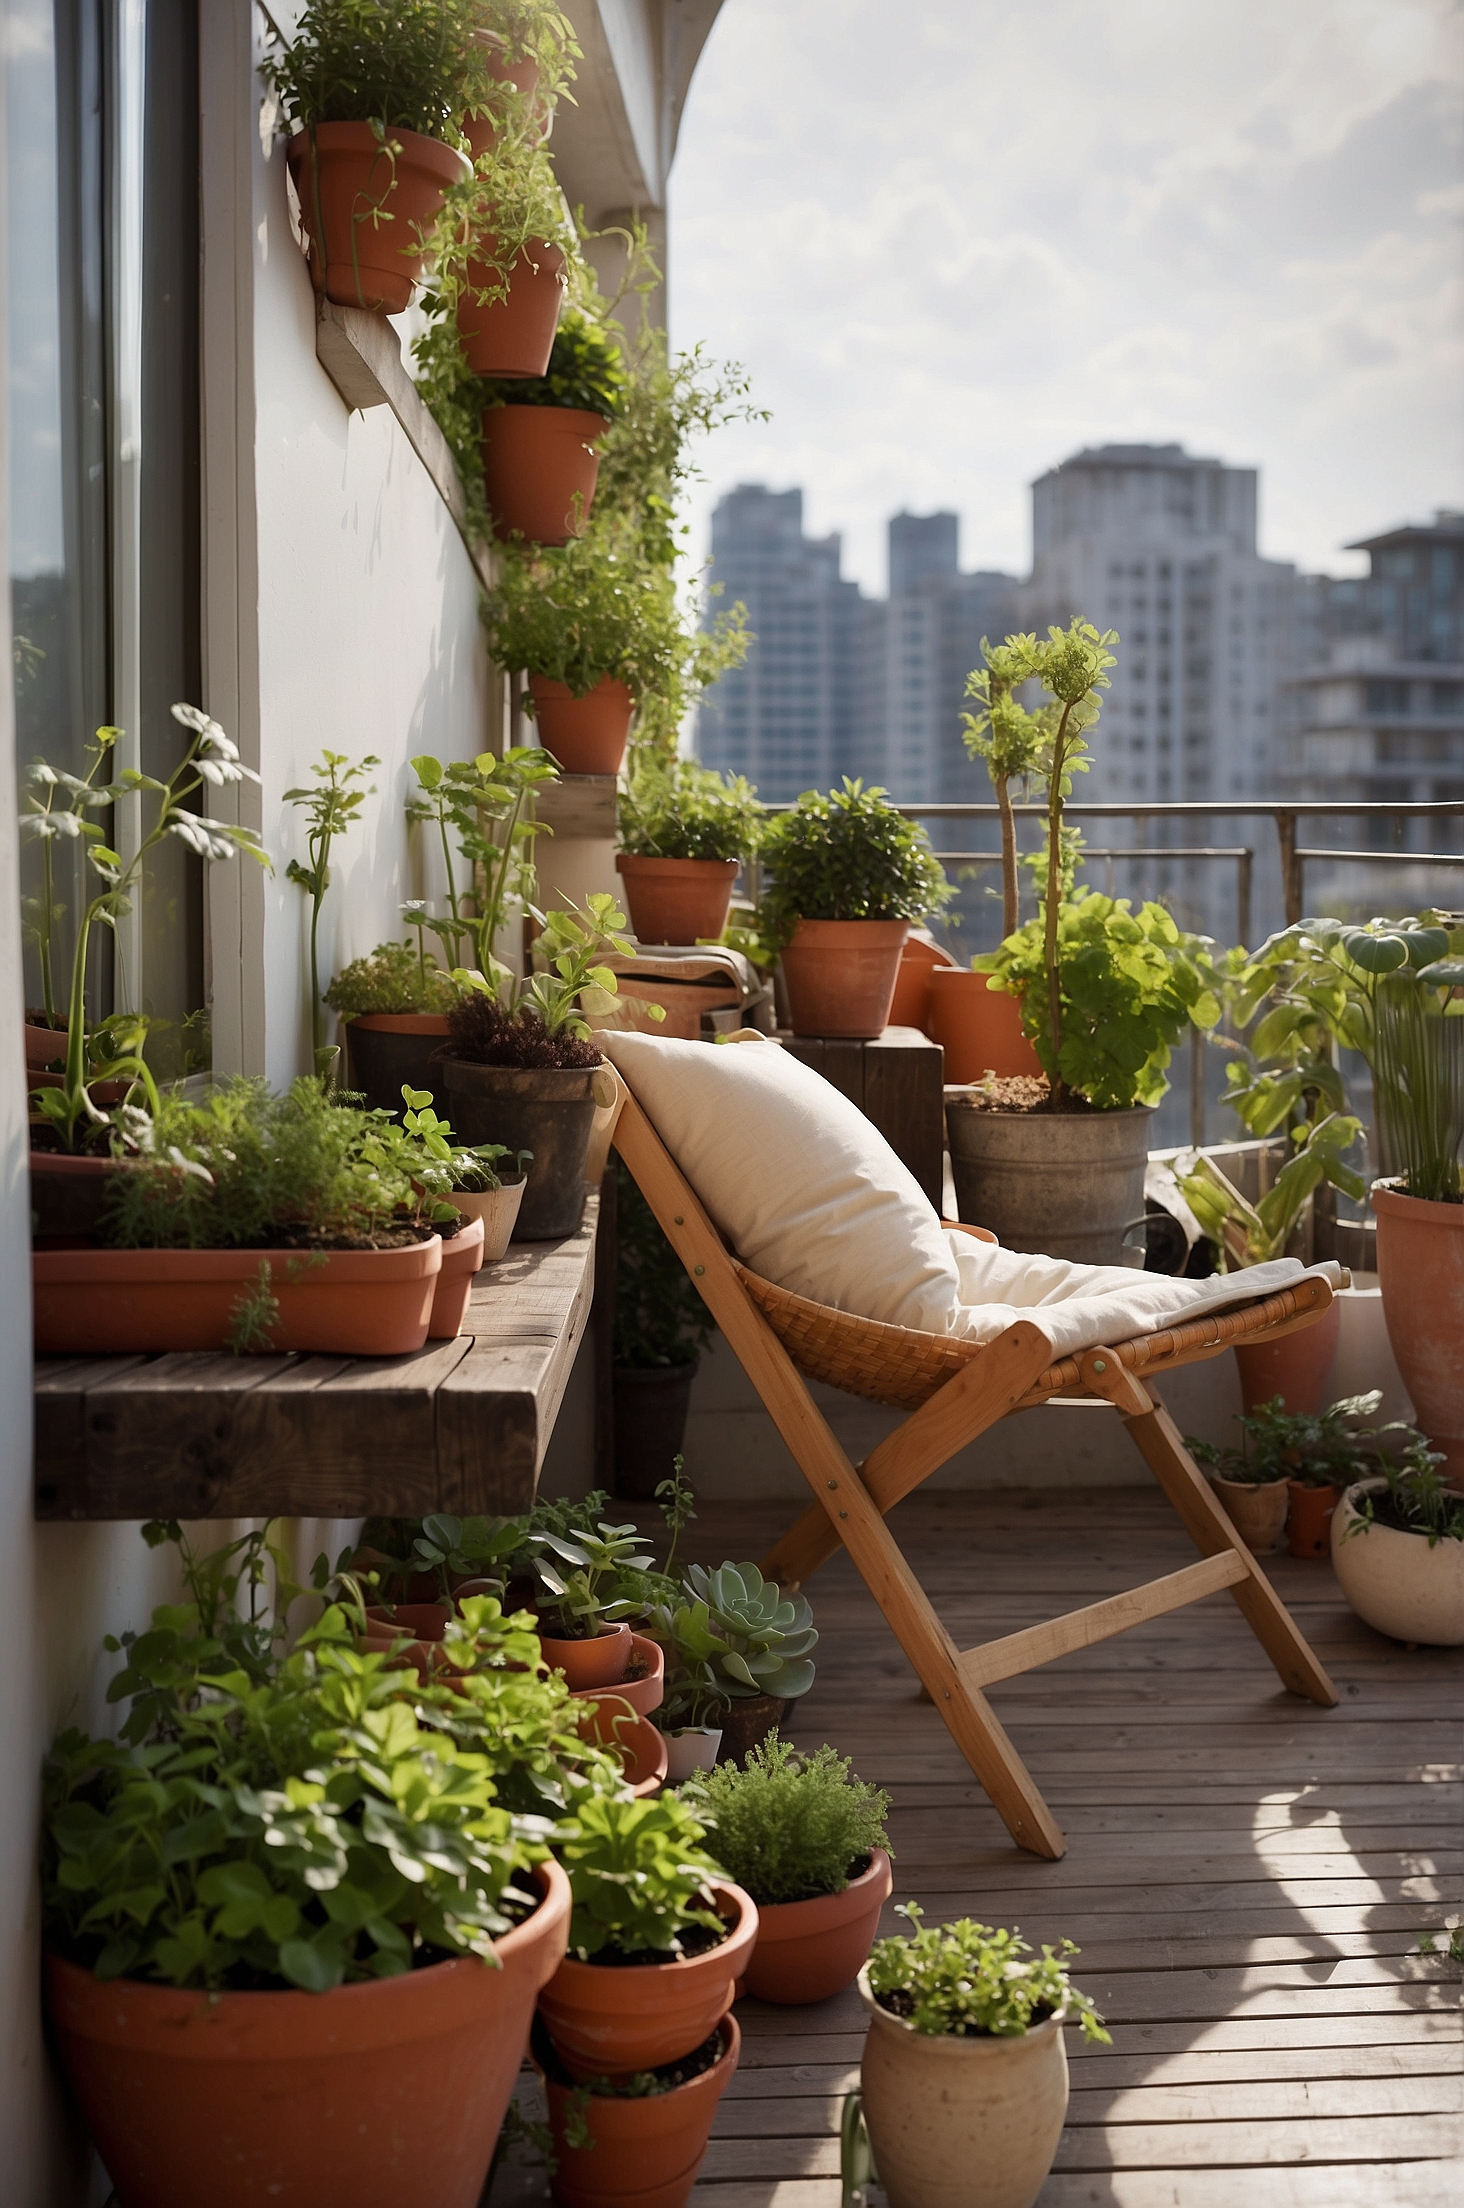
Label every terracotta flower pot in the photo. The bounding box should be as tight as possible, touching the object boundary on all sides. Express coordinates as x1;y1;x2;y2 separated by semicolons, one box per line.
25;1016;68;1069
286;123;467;313
345;1013;452;1117
1234;1296;1341;1414
1209;1474;1290;1556
612;1360;698;1501
540;2012;740;2208
29;1151;122;1249
715;1693;791;1765
615;855;741;947
739;1848;893;2006
858;1968;1069;2208
450;1177;526;1260
538;1880;757;2079
575;1693;671;1796
31;1238;442;1356
538;1620;632;1691
1331;1478;1464;1645
480;404;607;545
457;238;566;376
440;1058;601;1241
1286;1480;1339;1560
428;1214;485;1338
779;919;911;1040
926;970;1043;1083
888;937;957;1031
1373;1180;1464;1480
528;674;633;775
360;1600;454;1679
573;1633;664;1718
660;1727;722;1783
44;1858;570;2208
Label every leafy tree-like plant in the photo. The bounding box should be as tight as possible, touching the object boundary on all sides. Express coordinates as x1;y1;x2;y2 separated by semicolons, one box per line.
960;634;1054;939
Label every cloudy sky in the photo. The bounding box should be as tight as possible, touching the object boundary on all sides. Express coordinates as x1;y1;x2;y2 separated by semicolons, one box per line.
667;0;1464;596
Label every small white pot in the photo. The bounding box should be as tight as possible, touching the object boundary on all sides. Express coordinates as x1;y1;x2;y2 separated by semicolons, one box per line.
1331;1479;1464;1646
659;1727;722;1784
857;1968;1068;2208
451;1178;526;1262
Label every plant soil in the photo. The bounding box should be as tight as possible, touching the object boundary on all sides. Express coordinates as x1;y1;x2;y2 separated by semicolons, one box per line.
1362;1492;1464;1539
538;2023;727;2098
445;995;602;1070
584;1919;727;1969
953;1075;1100;1115
874;1988;1056;2036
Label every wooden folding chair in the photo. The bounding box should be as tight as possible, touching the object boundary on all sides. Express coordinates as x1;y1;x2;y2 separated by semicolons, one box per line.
610;1082;1339;1860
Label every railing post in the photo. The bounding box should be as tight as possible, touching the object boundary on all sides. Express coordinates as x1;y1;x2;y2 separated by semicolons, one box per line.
1237;848;1254;950
1276;813;1302;925
1190;1026;1205;1150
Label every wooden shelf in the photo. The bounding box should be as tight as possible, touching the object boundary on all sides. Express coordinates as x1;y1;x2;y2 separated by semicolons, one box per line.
34;1199;597;1522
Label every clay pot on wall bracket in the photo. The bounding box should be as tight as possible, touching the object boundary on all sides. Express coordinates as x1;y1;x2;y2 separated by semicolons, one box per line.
739;1849;893;2007
888;935;957;1031
537;2012;740;2208
44;1858;570;2208
779;920;910;1040
428;1214;485;1339
926;970;1042;1083
858;1967;1070;2208
457;239;566;376
345;1014;453;1117
287;123;468;313
439;1059;603;1241
1331;1478;1464;1645
1286;1480;1339;1560
538;1620;632;1692
537;1879;757;2079
450;1177;526;1261
1234;1297;1341;1414
480;405;607;545
528;675;634;775
615;855;741;948
1372;1180;1464;1481
612;1361;698;1500
1209;1474;1290;1556
946;1098;1156;1267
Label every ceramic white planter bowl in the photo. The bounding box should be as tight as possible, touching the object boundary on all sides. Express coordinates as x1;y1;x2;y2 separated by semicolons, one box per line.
1331;1478;1464;1646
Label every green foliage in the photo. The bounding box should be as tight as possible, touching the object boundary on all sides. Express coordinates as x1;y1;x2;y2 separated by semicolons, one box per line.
593;334;765;573
612;1159;716;1369
326;939;460;1020
689;1738;890;1907
392;1086;526;1196
262;0;488;138
480;310;626;419
406;746;559;999
1172;1114;1366;1269
1342;1440;1464;1547
1187;1389;1407;1490
558;1791;723;1959
668;1563;818;1702
284;751;379;1070
521;894;655;1040
868;1902;1109;2043
976;893;1220;1111
757;780;950;949
530;1519;656;1640
961;633;1057;937
618;758;762;865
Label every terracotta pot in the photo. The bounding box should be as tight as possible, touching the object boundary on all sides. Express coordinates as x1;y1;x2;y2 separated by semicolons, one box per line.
1373;1180;1464;1480
573;1633;664;1718
612;1361;698;1500
888;937;957;1031
528;675;633;776
440;1058;601;1242
345;1013;452;1117
457;238;565;376
25;1016;68;1069
538;1880;757;2079
716;1693;791;1765
360;1600;454;1678
1331;1478;1464;1645
1286;1480;1339;1560
480;404;607;545
365;1602;450;1639
660;1727;722;1783
538;1620;632;1691
29;1151;121;1249
926;970;1042;1083
1234;1296;1341;1414
575;1693;670;1796
44;1858;570;2208
540;2013;740;2208
31;1238;442;1356
615;855;741;947
739;1848;893;2006
779;920;911;1040
1209;1475;1290;1556
286;123;467;313
858;1968;1069;2208
450;1177;526;1260
429;1214;485;1338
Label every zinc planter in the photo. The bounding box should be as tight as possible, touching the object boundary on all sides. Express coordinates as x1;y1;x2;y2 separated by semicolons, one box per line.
615;854;741;947
480;404;607;545
538;1880;758;2079
345;1013;452;1117
946;1099;1156;1266
439;1058;600;1240
428;1215;485;1339
926;972;1042;1083
1234;1296;1341;1414
287;123;468;313
528;674;633;775
1372;1180;1464;1480
1209;1475;1290;1556
858;1968;1069;2208
450;1176;526;1260
44;1858;570;2208
1331;1478;1464;1645
660;1726;723;1783
539;2013;740;2208
456;238;566;377
612;1360;698;1500
740;1849;893;2006
32;1238;443;1356
780;920;910;1040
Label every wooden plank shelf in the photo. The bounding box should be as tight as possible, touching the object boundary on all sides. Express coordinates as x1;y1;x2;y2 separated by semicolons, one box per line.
33;1199;597;1522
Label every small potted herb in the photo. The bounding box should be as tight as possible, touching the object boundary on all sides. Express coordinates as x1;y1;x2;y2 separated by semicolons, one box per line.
327;938;462;1114
391;1084;530;1263
529;1517;657;1690
1193;1391;1403;1561
1333;1439;1464;1646
859;1903;1108;2208
611;1161;716;1499
691;1739;893;2005
758;778;949;1039
478;312;626;545
616;757;762;944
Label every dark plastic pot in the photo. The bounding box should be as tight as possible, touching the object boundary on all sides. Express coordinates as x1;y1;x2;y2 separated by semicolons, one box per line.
344;1014;453;1117
716;1694;791;1765
439;1058;599;1240
613;1361;698;1499
29;1152;122;1248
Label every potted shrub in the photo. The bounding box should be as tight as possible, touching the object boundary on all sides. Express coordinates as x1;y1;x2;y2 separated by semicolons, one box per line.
612;1160;717;1499
478;312;625;544
615;758;762;944
43;1525;574;2208
651;1561;818;1766
1190;1391;1401;1560
859;1903;1109;2208
537;1792;758;2077
529;1516;658;1691
533;2011;740;2208
1333;1440;1464;1646
265;0;480;314
691;1738;894;2005
758;779;950;1039
328;938;463;1113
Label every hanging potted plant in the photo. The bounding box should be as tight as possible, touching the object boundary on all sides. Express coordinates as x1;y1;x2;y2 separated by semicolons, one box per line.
859;1905;1109;2208
611;1162;717;1499
1333;1440;1464;1646
690;1738;893;2006
757;780;951;1040
615;757;762;944
264;0;481;315
476;312;625;544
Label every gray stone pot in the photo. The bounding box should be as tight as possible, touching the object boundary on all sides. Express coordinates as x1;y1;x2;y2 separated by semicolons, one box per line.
946;1100;1156;1266
439;1058;598;1241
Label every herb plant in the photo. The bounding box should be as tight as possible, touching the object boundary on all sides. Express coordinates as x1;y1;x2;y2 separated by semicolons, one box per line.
757;780;949;951
868;1903;1109;2042
262;0;487;140
406;747;559;996
690;1739;890;1907
284;749;378;1075
618;758;761;865
530;1520;657;1641
1343;1441;1464;1546
326;939;460;1020
1187;1390;1405;1491
558;1792;724;1960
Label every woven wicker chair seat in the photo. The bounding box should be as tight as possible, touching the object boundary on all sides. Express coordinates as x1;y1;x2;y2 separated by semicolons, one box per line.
736;1266;1322;1414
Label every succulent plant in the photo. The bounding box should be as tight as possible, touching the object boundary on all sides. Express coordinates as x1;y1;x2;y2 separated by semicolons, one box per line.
680;1562;818;1702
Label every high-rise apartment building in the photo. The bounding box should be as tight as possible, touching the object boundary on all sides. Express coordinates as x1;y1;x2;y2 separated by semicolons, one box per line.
876;515;1017;804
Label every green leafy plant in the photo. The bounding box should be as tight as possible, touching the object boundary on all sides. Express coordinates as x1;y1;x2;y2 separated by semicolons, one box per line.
480;310;625;419
867;1902;1109;2042
612;1158;716;1370
1187;1390;1406;1491
557;1791;724;1960
326;939;460;1020
960;634;1055;938
261;0;489;140
1171;1113;1366;1269
757;780;949;952
689;1738;890;1907
656;1456;696;1579
1340;1437;1464;1546
618;757;761;865
658;1562;818;1704
393;1085;528;1195
530;1519;657;1641
284;750;379;1076
521;894;653;1041
406;746;559;996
